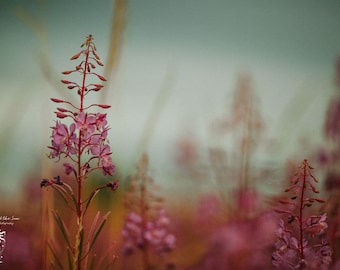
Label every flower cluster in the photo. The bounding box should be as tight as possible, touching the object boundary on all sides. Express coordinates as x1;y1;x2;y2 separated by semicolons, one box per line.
49;111;114;176
47;34;114;177
122;154;175;269
272;159;332;269
122;210;176;256
272;219;332;270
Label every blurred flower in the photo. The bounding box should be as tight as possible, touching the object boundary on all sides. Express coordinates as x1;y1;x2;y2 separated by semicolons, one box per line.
305;214;328;236
324;171;340;191
189;211;277;270
324;95;340;142
122;210;175;256
235;187;259;215
272;160;332;269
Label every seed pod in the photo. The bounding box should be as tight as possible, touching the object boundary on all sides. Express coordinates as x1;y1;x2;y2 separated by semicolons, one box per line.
98;104;111;109
62;70;74;75
96;59;104;66
284;187;292;192
61;80;73;84
96;74;107;81
93;50;100;60
315;198;326;203
50;98;65;103
55;112;68;118
274;209;293;214
70;51;82;60
57;107;68;112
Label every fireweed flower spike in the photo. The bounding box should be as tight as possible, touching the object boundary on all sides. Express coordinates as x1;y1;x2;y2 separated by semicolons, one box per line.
272;159;332;270
41;35;117;270
123;154;175;269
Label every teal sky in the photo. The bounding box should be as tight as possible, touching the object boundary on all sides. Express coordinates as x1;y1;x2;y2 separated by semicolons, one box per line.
1;0;340;195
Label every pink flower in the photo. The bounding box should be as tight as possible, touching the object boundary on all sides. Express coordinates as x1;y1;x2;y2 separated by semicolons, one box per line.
49;140;64;158
94;113;108;131
121;210;175;256
305;214;328;236
89;132;108;155
76;112;96;139
53;122;76;145
49;121;77;157
63;163;74;175
89;134;102;155
99;145;115;175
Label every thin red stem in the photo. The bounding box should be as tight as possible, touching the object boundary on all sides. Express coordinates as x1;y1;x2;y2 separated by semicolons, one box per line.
80;45;90;113
299;160;307;265
141;175;149;270
75;37;91;270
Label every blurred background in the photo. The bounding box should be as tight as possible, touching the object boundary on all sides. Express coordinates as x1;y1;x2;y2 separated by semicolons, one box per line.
0;0;340;268
1;0;339;195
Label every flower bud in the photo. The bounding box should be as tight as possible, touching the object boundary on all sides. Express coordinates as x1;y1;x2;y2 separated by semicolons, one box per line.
51;98;65;103
98;104;111;109
62;70;74;75
96;59;104;66
57;107;69;112
70;51;82;60
55;112;68;118
96;74;107;81
61;80;73;84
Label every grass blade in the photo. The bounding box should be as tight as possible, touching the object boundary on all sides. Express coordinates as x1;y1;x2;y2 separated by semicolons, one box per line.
67;247;73;270
47;241;63;270
88;211;111;253
52;211;72;250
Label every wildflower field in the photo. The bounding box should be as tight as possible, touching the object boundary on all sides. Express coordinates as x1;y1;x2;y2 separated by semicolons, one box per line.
1;1;340;269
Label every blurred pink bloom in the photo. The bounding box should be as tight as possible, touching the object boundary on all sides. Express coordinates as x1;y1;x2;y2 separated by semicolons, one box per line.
122;210;175;256
190;211;277;270
235;187;259;214
324;94;340;142
305;214;328;236
272;218;332;269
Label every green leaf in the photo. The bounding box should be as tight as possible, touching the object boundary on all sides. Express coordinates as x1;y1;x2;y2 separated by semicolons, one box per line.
51;184;79;213
89;254;97;270
52;211;72;249
79;228;84;262
67;248;73;270
88;212;111;253
83;189;100;217
47;241;64;270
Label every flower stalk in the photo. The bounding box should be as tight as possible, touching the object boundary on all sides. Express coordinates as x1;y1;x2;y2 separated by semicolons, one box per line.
272;159;332;269
41;35;117;270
